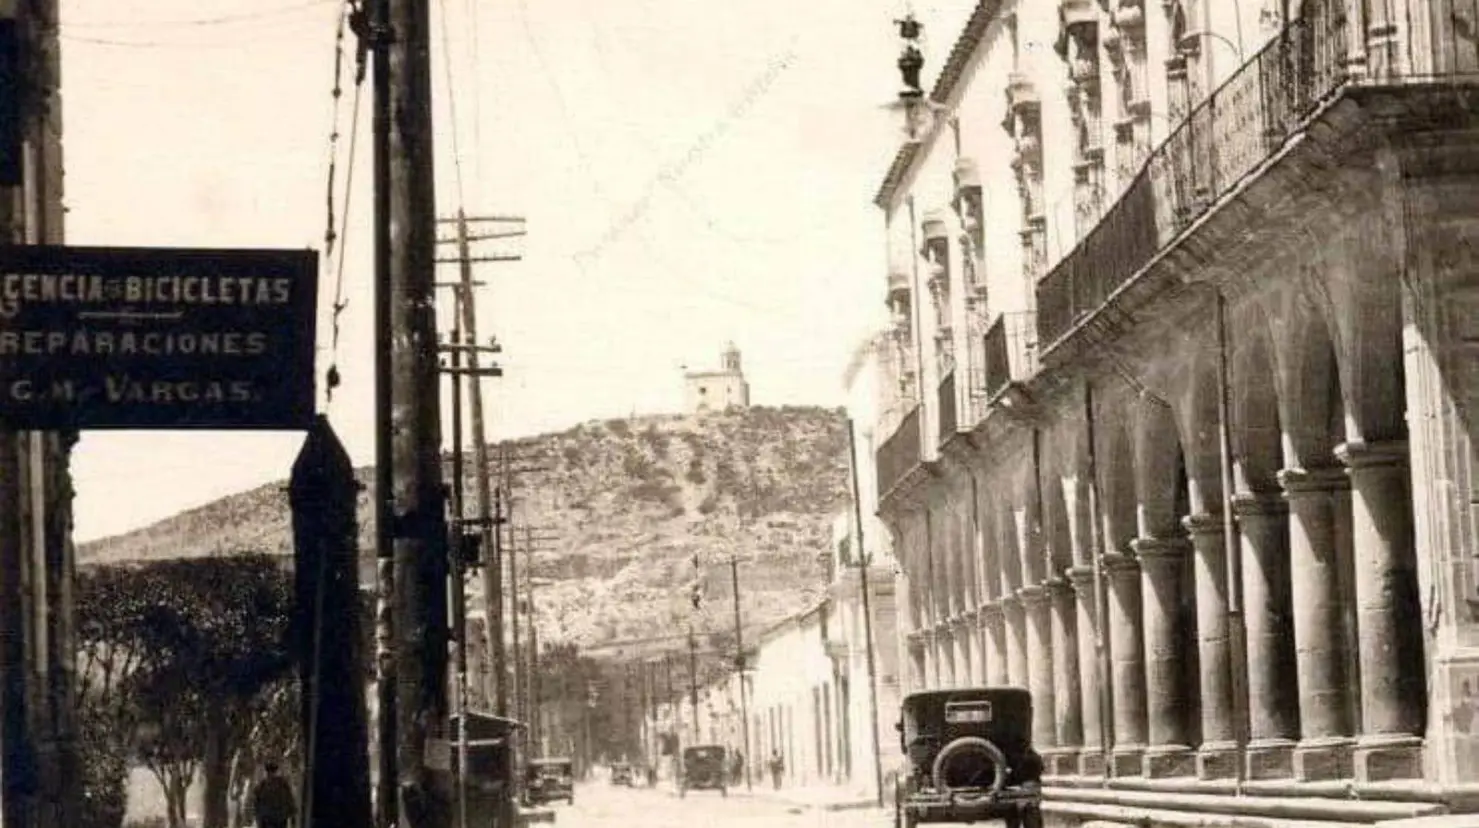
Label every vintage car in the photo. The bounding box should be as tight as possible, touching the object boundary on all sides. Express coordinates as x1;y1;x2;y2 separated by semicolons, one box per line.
893;687;1043;828
429;711;524;826
679;744;728;797
610;761;634;786
524;757;575;806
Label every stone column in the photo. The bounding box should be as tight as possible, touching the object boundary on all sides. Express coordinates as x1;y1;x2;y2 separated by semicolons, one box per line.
1132;537;1194;778
1336;440;1425;782
937;624;956;688
1021;585;1058;750
1279;465;1354;781
922;629;939;690
1232;493;1300;779
952;616;972;687
965;609;984;684
980;603;1008;685
1105;552;1147;776
1068;566;1104;775
908;638;927;695
1182;514;1237;779
1048;578;1084;775
1003;594;1028;689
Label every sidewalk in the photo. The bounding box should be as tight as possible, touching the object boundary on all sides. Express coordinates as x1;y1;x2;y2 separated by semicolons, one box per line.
733;782;883;813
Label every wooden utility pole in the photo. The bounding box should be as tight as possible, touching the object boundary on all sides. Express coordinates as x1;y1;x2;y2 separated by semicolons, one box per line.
846;419;885;808
374;0;450;822
368;0;397;816
687;626;700;742
506;456;522;728
728;556;753;790
434;211;522;724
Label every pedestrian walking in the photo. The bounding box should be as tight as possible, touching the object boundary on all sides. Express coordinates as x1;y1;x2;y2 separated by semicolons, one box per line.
250;761;297;828
767;750;784;790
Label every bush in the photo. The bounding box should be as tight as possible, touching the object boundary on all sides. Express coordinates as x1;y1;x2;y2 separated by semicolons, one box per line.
78;716;129;828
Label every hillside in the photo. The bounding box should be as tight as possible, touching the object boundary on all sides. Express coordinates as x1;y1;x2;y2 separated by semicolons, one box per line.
78;405;853;653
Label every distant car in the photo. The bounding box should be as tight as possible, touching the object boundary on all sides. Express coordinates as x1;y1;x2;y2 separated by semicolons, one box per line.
893;687;1043;828
524;757;575;806
679;744;728;797
610;762;633;786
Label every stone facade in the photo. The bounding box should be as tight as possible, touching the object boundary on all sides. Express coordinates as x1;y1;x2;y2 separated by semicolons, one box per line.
683;342;751;414
870;0;1479;825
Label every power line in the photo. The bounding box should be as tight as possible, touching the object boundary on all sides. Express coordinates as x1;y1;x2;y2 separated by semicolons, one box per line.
434;0;467;209
63;0;336;30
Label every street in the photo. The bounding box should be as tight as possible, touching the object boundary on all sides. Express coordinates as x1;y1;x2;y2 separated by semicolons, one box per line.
532;781;894;828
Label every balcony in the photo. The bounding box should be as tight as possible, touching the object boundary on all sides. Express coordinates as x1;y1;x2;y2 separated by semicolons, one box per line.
937;370;957;446
876;403;921;500
982;311;1038;404
1035;11;1475;354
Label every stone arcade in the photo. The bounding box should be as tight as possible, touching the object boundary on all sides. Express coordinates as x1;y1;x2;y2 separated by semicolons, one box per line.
870;1;1479;825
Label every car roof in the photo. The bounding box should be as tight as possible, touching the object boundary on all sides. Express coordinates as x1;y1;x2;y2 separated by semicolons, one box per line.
900;686;1031;706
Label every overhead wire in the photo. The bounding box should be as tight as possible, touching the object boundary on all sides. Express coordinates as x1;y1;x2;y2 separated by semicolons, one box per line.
322;0;368;406
514;0;827;327
63;0;335;30
435;0;467;210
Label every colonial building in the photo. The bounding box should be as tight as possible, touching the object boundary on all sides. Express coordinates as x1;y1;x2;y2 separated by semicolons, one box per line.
871;1;1479;826
683;342;751;413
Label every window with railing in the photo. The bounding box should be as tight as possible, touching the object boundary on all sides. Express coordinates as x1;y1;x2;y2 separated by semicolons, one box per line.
1034;4;1418;350
876;404;922;498
982;311;1038;402
937;370;957;445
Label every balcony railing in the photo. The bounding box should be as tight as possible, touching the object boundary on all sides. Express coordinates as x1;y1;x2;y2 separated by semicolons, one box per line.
876;403;921;499
937;370;957;445
1036;9;1419;349
982;311;1038;402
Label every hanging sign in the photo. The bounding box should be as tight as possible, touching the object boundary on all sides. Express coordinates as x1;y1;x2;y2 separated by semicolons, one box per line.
0;244;318;430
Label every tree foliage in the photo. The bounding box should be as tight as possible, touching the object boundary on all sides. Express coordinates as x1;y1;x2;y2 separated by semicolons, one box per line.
76;554;295;828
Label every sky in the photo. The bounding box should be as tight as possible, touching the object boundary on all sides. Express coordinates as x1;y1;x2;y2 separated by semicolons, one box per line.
59;0;975;542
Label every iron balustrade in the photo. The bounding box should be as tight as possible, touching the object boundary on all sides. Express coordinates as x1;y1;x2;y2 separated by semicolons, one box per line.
982;311;1039;403
876;403;922;499
1035;7;1367;350
937;371;957;445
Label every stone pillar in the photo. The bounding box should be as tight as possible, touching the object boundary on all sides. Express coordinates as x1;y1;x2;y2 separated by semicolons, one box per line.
937;624;956;688
1279;465;1355;781
1232;493;1300;779
908;638;927;695
952;617;972;687
1003;594;1028;689
1336;440;1425;782
1132;537;1194;778
981;603;1008;685
922;629;939;689
1182;514;1237;779
965;609;984;684
1021;585;1058;750
1068;566;1104;775
1048;578;1083;775
1105;553;1147;776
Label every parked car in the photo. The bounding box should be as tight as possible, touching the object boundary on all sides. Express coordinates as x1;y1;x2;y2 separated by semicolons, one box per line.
524;757;575;806
679;744;728;797
610;762;634;786
893;687;1043;828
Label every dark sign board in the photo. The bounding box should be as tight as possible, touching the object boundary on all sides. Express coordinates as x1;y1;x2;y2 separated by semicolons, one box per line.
0;245;318;430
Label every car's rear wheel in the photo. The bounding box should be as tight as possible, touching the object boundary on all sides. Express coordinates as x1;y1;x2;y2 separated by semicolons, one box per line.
930;736;1008;794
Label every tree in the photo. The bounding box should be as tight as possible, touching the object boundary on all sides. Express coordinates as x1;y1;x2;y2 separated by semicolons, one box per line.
76;554;295;828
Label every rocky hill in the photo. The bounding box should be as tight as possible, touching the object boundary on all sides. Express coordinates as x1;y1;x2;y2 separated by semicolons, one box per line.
78;406;853;653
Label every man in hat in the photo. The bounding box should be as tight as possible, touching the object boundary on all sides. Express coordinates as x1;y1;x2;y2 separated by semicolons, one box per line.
250;760;297;828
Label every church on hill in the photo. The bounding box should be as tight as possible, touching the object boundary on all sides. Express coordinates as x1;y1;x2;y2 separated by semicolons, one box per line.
682;342;751;414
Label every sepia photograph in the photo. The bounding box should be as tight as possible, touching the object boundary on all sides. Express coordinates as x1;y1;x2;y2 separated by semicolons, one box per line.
0;0;1474;827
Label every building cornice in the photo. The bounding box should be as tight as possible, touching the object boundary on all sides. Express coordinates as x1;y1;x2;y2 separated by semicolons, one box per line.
873;0;1004;209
